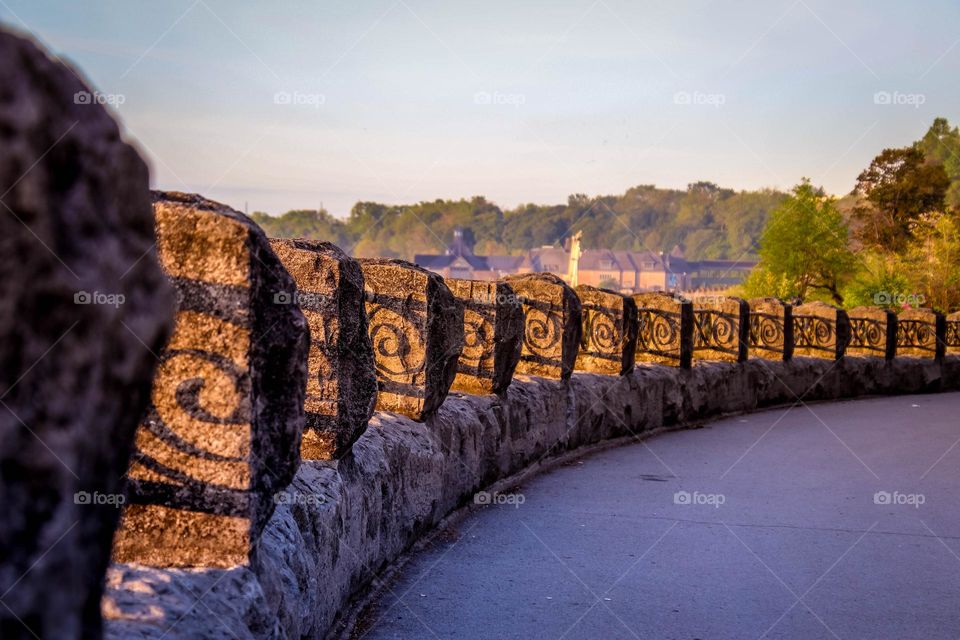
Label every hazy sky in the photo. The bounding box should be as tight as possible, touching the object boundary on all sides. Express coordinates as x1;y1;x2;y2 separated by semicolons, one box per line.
3;0;958;216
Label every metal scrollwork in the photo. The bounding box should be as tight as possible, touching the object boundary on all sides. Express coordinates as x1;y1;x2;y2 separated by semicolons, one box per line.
897;319;936;353
793;315;836;353
693;310;738;355
582;304;622;360
947;320;960;349
848;317;886;354
637;308;680;359
749;312;784;353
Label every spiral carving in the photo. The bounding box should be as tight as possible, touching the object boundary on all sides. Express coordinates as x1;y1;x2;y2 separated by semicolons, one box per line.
583;306;622;357
849;317;885;351
523;306;563;357
794;315;835;351
461;308;495;367
897;319;935;352
947;320;960;348
637;309;679;354
693;310;738;354
367;304;426;378
749;313;784;352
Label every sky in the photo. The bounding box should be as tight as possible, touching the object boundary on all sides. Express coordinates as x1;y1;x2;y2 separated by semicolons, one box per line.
2;0;958;217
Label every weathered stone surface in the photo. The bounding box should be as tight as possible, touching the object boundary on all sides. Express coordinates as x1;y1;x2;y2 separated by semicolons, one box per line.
897;308;946;360
948;311;960;356
505;273;583;380
359;259;464;420
574;285;638;375
633;292;693;368
792;301;850;360
748;298;793;361
847;306;896;359
447;279;523;395
692;296;749;363
0;29;173;640
104;357;960;640
113;192;309;568
270;239;377;459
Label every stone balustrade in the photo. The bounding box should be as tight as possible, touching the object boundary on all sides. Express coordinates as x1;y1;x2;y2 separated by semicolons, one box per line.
948;311;960;355
847;306;897;359
505;273;583;380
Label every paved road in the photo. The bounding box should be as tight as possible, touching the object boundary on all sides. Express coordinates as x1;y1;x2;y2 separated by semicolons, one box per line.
358;392;960;640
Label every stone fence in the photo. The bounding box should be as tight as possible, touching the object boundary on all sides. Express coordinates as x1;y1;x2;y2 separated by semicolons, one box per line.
3;28;960;640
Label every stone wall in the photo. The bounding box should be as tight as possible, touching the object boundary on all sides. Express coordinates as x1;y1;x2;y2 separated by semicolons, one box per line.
104;357;960;640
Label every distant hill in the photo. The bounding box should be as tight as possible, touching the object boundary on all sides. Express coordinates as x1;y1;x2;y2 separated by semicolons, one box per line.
252;182;787;262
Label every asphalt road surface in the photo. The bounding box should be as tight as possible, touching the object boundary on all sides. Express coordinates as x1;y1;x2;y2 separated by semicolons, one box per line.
359;392;960;640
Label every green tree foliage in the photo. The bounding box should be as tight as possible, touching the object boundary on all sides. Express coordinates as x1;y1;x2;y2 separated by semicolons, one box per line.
852;146;949;251
743;180;856;304
917;117;960;209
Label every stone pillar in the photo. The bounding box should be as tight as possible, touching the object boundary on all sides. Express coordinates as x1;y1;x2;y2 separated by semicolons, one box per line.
692;296;749;363
897;308;946;360
748;298;793;361
446;279;523;395
0;29;175;639
847;306;896;359
633;292;693;369
574;285;639;375
792;301;850;360
947;311;960;356
270;239;377;459
359;259;464;420
113;192;309;568
505;273;583;380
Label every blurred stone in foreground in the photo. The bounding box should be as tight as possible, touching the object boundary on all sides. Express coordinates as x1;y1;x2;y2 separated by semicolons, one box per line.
0;28;173;640
114;192;308;568
447;279;523;395
271;239;376;459
359;259;463;420
574;285;638;375
505;273;583;380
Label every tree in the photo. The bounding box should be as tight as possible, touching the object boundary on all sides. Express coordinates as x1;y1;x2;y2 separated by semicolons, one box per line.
852;146;949;251
917;117;960;210
743;180;856;304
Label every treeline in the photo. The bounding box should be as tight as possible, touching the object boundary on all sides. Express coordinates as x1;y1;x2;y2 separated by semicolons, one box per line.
742;117;960;312
252;184;787;261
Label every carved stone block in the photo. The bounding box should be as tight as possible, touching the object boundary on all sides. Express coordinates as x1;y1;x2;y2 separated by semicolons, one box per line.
359;259;463;420
748;298;793;361
846;306;896;359
270;239;377;459
692;296;749;363
947;311;960;356
504;273;583;380
632;292;693;369
447;279;523;395
114;192;309;568
897;308;946;360
792;301;849;360
574;285;639;375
